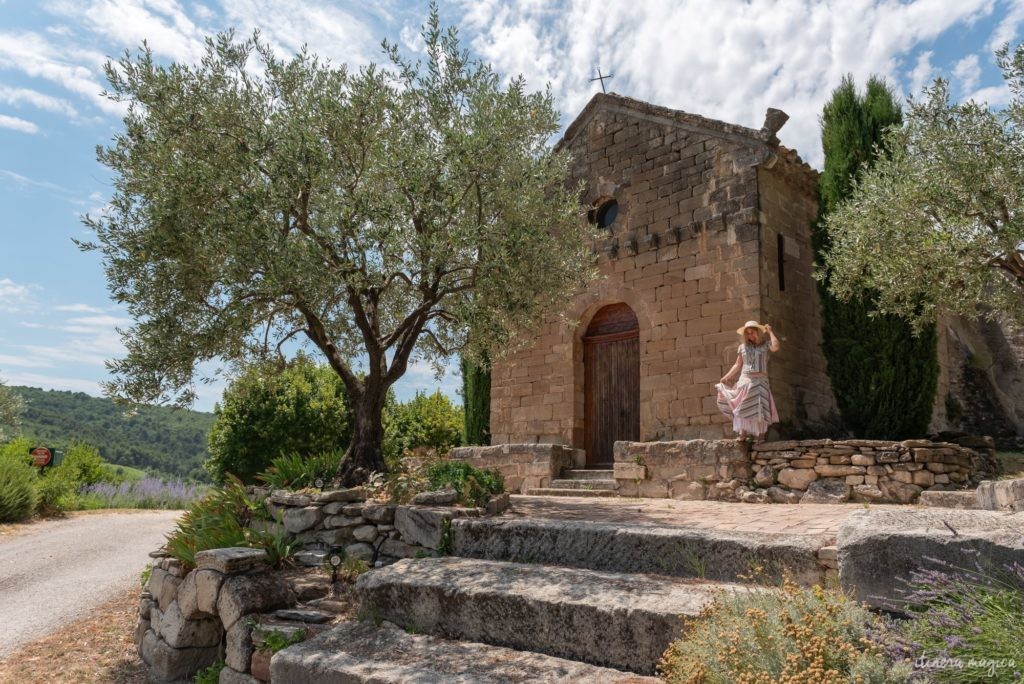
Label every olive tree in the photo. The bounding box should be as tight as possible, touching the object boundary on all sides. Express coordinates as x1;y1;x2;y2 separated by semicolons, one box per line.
0;379;24;441
82;11;594;484
822;44;1024;327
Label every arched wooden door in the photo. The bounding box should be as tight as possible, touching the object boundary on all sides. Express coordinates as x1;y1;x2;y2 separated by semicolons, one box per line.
583;303;640;467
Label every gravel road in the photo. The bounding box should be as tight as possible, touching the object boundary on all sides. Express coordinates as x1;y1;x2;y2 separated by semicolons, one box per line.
0;510;181;658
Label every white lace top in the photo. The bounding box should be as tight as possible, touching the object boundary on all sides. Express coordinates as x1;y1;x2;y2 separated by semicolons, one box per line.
739;342;770;374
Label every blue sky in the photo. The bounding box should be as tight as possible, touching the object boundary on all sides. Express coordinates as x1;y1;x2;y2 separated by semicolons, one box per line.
0;0;1020;412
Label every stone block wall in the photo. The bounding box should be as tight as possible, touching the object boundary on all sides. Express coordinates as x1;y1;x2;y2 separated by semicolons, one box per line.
756;154;837;432
137;488;511;682
491;96;797;448
612;437;998;504
448;444;575;493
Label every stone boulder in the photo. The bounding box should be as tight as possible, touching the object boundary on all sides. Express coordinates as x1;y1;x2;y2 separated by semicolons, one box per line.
753;466;775;488
777;467;817;491
195;547;269;574
411;489;458;506
837;508;1024;610
976;479;1024;512
154;600;220;649
766;486;800;504
283;506;323;534
217;573;296;631
800;479;849;504
316;487;368;503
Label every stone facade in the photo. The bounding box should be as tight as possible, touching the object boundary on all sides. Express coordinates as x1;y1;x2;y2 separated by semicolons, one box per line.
611;437;998;505
490;93;836;452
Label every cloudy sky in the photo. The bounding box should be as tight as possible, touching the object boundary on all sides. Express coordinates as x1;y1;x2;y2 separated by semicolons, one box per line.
0;0;1020;412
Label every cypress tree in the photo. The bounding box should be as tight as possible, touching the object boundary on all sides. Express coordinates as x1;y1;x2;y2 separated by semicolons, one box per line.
816;76;939;438
461;355;491;445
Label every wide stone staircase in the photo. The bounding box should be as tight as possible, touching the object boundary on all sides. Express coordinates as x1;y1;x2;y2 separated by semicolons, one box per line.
271;504;834;682
524;467;620;497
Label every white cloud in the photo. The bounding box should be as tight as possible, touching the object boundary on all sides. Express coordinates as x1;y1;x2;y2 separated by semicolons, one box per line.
0;370;103;395
964;83;1013;106
64;314;132;328
54;303;107;313
0;114;40;134
0;84;79;117
0;29;123;115
0;354;53;368
220;0;378;65
456;0;996;167
953;54;982;95
909;50;935;96
44;0;209;64
988;0;1024;51
0;278;33;312
19;322;45;329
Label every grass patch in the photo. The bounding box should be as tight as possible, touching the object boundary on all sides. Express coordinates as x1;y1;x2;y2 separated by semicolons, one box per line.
100;463;148;483
996;452;1024;479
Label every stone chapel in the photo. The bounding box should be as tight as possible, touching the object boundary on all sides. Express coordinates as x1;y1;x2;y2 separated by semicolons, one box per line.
488;93;837;466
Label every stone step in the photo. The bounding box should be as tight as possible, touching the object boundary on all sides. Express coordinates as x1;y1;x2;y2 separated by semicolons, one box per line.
271;620;659;683
561;469;616;480
523;488;621;497
548;478;619;490
355;557;743;675
451;516;828;586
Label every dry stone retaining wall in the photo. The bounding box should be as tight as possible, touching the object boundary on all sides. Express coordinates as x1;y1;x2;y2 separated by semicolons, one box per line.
137;487;510;682
449;444;576;494
612;437;998;504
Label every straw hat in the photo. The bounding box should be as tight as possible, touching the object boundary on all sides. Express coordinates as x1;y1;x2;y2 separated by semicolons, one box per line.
736;320;768;335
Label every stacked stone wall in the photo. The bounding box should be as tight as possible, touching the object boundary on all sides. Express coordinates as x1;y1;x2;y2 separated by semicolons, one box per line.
137;488;510;682
611;437;998;504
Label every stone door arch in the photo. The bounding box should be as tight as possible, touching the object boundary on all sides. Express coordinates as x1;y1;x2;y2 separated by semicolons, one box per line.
583;303;640;467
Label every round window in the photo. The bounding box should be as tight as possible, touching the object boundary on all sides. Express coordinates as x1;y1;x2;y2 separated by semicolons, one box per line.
592;198;618;229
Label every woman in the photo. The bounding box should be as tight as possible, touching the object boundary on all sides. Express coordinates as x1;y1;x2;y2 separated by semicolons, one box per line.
716;321;780;443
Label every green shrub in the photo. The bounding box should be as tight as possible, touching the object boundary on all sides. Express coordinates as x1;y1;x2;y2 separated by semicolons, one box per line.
59;442;106;485
257;628;306;654
257;450;344;490
0;457;39;522
898;555;1024;683
383;391;463;466
164;476;292;570
206;355;352;483
426;459;503;508
0;436;33;465
461;355;490;446
36;468;79;516
659;579;911;684
194;660;224;684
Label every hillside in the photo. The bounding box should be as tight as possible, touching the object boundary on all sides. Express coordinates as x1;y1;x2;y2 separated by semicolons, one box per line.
11;386;215;481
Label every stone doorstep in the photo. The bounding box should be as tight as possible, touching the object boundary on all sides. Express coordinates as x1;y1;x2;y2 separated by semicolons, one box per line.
271;620;659;684
355;556;753;675
562;469;618;480
548;479;620;490
524;488;621;497
451;517;829;586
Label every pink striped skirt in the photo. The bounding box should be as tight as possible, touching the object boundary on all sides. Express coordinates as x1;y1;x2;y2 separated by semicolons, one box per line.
715;373;779;436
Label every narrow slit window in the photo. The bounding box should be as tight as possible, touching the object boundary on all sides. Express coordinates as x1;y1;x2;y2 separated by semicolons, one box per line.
777;234;786;292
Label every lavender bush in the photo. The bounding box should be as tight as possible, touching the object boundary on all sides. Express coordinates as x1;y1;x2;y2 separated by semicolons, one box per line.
894;550;1024;683
79;477;207;510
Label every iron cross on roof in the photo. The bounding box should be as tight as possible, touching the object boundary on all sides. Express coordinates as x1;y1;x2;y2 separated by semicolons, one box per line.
590;67;613;93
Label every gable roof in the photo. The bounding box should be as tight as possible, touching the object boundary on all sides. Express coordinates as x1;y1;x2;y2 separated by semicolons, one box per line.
563;93;781;148
560;92;817;179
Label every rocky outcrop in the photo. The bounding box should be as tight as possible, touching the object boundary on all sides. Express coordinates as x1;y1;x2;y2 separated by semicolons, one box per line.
837;508;1024;611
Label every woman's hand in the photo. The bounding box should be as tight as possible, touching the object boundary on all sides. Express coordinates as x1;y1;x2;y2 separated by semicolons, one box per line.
764;324;773;335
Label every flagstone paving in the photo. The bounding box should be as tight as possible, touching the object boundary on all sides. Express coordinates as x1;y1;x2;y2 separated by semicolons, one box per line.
505;495;898;538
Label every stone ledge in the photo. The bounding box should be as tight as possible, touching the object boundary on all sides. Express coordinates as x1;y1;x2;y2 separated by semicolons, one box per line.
270;620;660;683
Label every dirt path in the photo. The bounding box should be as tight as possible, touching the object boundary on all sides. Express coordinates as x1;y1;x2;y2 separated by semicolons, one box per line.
0;510;180;659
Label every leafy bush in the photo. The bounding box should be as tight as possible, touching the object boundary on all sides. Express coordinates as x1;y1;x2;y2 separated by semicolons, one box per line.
383;391;463;465
426;459;503;507
164;476;292;570
206;355;352;483
35;468;79;516
0;436;32;465
258;450;344;490
897;553;1024;683
258;628;306;654
0;456;39;522
194;660;224;684
59;442;107;485
659;579;911;684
